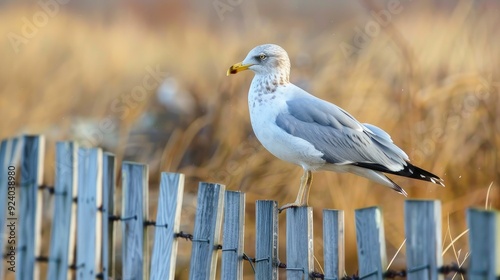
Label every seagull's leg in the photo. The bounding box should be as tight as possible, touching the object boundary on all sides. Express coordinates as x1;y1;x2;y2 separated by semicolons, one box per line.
296;170;312;205
303;170;313;203
279;170;312;213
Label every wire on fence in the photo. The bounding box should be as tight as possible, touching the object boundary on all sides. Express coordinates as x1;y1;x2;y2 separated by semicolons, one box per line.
3;228;471;279
38;184;55;194
274;262;468;280
109;215;137;222
68;262;85;270
143;220;168;228
175;231;260;275
175;231;193;241
7;229;469;280
35;256;50;263
242;253;256;273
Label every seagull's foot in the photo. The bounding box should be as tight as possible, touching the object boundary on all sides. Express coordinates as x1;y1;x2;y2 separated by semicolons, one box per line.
278;201;308;213
279;170;312;213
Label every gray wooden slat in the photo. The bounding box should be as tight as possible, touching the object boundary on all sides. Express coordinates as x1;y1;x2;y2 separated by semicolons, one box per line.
76;147;102;280
188;182;225;280
355;206;386;280
101;152;116;280
467;208;500;280
94;152;104;278
150;172;185;280
67;146;79;280
17;135;45;280
286;206;314;280
47;142;78;280
323;209;345;280
0;137;21;279
121;162;149;280
221;191;245;280
255;200;279;280
405;200;443;280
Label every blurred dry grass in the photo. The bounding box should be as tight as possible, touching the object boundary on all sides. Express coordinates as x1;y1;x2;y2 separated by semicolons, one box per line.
1;1;499;279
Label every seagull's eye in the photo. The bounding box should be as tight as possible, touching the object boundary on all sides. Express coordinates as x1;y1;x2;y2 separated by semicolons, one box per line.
259;53;267;61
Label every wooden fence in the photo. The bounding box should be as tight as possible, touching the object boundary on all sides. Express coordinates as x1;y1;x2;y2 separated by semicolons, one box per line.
1;135;499;280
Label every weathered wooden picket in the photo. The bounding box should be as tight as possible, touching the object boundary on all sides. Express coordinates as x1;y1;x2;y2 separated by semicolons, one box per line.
1;135;499;280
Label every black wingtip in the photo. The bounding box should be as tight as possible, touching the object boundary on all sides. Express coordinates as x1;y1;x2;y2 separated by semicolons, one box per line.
354;162;445;187
384;175;408;196
404;163;445;187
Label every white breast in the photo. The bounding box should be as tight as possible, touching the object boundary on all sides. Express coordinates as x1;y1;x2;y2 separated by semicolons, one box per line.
248;83;326;171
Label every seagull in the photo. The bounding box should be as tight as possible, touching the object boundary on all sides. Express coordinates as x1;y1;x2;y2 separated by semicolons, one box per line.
227;44;444;211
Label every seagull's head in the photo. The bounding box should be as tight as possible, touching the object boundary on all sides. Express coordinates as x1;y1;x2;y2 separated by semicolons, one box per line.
227;44;290;79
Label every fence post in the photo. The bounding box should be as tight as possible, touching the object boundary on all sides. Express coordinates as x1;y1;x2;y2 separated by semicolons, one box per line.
323;209;345;280
355;206;386;280
286;206;314;279
405;200;443;280
17;135;45;280
467;208;500;280
189;182;225;280
255;200;279;280
221;191;245;280
100;152;116;280
150;172;185;280
121;162;149;280
47;142;78;280
0;137;21;280
76;148;102;280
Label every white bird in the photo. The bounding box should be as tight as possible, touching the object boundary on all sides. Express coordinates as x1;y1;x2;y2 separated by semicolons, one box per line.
227;44;444;211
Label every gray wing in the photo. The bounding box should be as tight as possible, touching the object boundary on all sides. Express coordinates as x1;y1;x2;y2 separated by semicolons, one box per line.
362;123;409;161
275;97;408;171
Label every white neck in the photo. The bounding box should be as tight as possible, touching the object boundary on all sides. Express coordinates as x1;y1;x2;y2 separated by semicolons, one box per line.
249;72;289;96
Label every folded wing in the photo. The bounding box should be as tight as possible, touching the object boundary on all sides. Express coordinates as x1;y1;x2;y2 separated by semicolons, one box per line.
275;97;408;172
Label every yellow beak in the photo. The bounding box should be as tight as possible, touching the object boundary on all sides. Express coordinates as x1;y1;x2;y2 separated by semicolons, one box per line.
226;62;253;76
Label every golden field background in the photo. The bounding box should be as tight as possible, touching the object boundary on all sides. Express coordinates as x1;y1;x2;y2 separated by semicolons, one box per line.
1;0;499;279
